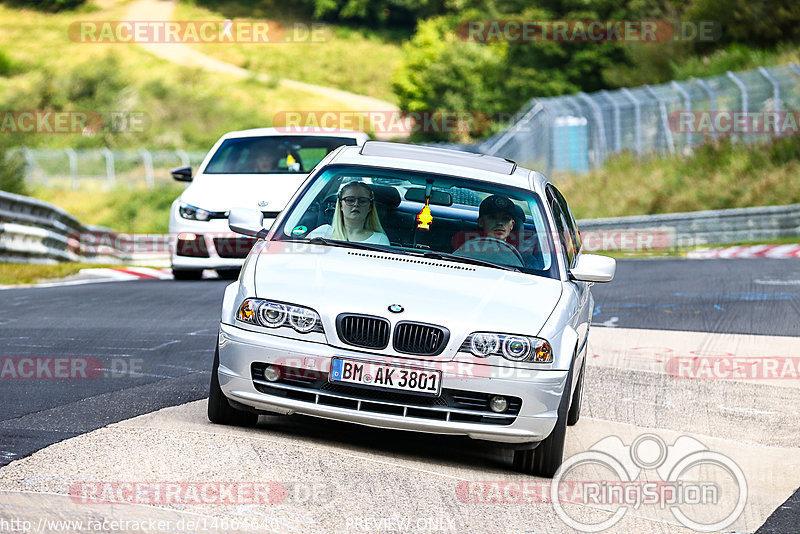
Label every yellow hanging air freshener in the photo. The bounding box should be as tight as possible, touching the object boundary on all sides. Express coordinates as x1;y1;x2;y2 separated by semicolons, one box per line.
286;153;296;166
416;201;433;230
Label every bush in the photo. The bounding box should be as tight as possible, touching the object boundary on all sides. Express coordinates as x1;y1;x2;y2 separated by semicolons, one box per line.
0;145;27;196
0;49;15;77
1;0;86;12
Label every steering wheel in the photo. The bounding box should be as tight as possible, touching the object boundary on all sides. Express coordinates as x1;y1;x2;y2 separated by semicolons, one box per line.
453;236;524;267
322;193;338;219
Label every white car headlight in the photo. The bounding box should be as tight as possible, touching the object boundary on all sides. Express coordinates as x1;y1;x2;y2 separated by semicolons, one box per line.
237;299;323;334
462;332;552;363
179;202;211;221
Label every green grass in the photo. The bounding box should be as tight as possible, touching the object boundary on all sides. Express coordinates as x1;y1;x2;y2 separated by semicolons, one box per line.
31;183;185;233
174;2;403;103
672;43;800;81
0;1;347;150
0;262;117;285
555;136;800;220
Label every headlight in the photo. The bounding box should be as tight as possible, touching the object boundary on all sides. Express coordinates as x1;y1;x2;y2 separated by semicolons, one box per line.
179;202;211;221
236;299;323;334
461;332;552;363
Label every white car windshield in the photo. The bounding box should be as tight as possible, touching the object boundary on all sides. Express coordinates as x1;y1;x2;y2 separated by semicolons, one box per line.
204;136;358;174
276;165;559;278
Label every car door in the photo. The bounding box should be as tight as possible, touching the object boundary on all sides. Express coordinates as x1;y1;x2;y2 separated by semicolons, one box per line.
546;185;591;363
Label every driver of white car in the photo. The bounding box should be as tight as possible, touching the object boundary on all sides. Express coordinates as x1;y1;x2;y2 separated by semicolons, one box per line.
451;194;521;251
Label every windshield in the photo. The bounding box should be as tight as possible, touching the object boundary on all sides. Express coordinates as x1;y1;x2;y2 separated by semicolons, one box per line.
204;136;358;174
275;165;559;279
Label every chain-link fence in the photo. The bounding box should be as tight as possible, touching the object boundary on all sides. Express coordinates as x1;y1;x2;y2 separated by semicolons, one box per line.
478;63;800;175
15;148;208;189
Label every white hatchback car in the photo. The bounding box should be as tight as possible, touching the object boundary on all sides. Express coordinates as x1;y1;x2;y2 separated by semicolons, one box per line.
208;141;615;477
169;127;369;279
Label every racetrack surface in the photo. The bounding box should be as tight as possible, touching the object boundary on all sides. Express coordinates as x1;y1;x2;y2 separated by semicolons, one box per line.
591;258;800;336
1;258;798;532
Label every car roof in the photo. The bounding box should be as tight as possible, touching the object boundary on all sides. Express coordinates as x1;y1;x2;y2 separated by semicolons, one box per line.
330;141;542;190
219;127;370;142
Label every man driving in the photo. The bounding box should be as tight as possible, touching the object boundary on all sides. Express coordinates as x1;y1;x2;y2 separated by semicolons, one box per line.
451;194;521;250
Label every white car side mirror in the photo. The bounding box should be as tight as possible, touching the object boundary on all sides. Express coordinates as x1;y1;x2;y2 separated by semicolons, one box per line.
229;207;265;238
570;253;616;283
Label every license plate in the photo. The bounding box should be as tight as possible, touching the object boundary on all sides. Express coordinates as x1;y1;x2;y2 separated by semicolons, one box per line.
330;358;442;396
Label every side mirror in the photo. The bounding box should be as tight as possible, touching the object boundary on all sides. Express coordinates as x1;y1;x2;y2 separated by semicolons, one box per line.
229;207;265;238
570;254;616;283
171;166;193;182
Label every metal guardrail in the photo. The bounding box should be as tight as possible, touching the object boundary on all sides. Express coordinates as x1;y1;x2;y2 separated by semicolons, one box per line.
2;188;798;266
0;190;124;264
578;203;800;250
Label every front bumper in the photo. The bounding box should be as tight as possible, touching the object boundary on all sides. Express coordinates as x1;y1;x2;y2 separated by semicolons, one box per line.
217;323;567;445
169;211;273;270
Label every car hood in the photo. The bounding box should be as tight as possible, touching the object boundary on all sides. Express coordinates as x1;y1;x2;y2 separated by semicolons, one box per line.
252;244;563;359
180;174;307;212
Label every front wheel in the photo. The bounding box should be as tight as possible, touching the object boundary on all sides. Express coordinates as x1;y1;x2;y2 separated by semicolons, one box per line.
513;368;572;478
567;356;585;426
208;346;258;426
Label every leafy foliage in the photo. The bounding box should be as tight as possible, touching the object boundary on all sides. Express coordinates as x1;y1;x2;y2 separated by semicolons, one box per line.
0;0;86;12
0;142;27;195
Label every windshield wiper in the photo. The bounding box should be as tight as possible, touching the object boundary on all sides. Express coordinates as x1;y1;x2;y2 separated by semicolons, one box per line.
417;251;520;272
307;237;398;254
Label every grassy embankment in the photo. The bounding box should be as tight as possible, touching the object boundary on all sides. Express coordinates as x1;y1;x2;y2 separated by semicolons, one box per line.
174;1;404;104
0;1;347;151
556;135;800;219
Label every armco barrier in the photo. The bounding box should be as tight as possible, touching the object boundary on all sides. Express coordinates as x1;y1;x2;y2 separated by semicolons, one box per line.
578;203;800;249
0;190;124;264
1;190;798;263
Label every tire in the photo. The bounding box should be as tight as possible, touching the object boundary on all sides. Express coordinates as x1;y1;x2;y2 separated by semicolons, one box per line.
172;268;202;281
514;365;573;478
567;356;585;426
207;346;258;427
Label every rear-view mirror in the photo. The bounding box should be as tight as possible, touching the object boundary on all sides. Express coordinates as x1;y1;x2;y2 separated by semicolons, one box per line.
404;188;453;206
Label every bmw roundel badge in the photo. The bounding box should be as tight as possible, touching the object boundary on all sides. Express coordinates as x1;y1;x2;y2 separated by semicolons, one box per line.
388;304;404;313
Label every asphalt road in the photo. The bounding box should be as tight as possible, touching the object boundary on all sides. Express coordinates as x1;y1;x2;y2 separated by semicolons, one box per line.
2;258;799;467
591;258;800;336
0;279;227;467
1;258;798;531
